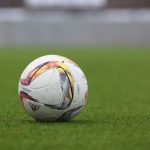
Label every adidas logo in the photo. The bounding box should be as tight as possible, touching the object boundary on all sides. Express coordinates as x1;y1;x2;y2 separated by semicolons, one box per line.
29;102;40;111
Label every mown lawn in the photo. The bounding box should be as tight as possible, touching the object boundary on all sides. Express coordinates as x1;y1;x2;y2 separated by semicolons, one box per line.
0;47;150;150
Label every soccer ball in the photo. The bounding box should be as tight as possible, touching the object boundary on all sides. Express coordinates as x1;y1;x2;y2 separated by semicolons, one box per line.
18;55;88;122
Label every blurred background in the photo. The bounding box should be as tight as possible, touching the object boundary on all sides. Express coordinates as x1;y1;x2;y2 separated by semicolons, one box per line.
0;0;150;46
1;2;150;149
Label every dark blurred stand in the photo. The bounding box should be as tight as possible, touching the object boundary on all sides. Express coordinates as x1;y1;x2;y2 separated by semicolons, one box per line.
107;0;150;8
0;0;23;7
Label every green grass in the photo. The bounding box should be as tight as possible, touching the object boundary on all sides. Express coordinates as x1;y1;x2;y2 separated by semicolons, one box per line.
0;47;150;150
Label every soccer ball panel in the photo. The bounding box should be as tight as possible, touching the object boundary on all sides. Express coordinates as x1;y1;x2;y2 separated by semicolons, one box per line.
73;83;88;103
29;69;58;89
30;85;63;106
67;64;87;85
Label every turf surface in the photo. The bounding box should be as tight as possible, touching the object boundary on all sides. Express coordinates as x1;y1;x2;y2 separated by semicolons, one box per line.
0;47;150;150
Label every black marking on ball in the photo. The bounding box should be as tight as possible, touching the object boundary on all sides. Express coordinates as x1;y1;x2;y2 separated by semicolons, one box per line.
29;102;40;111
58;106;83;121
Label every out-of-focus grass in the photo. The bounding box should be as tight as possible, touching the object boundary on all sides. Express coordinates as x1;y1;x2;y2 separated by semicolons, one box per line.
0;47;150;150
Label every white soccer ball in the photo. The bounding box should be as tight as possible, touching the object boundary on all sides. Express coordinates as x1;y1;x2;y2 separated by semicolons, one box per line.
18;55;88;121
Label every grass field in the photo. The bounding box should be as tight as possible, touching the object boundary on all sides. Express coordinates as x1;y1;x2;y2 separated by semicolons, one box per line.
0;47;150;150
